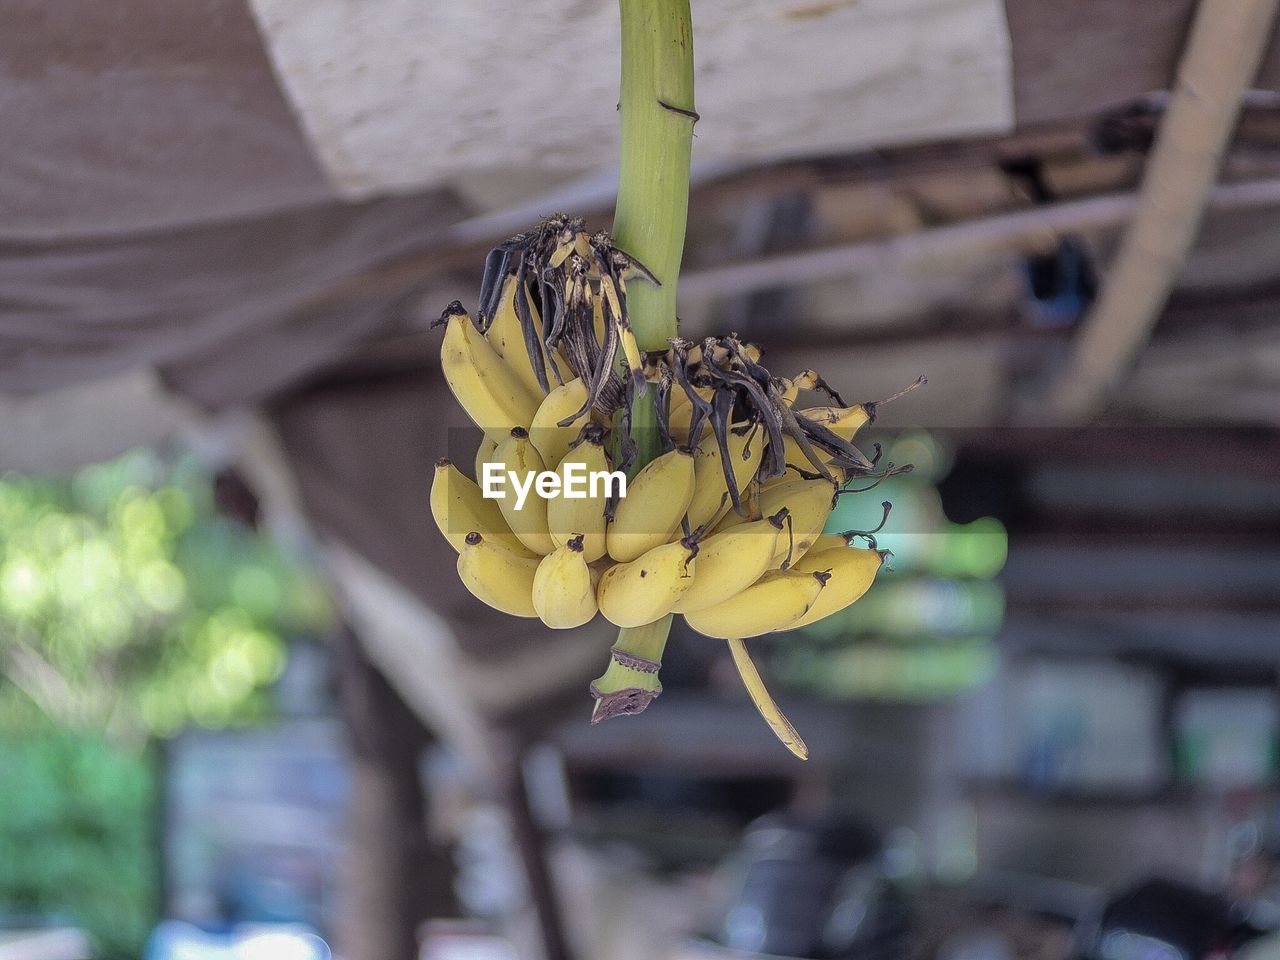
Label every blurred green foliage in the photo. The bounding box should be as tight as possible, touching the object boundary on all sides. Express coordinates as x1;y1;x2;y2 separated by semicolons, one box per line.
0;731;155;960
0;448;334;957
776;430;1008;702
0;448;332;742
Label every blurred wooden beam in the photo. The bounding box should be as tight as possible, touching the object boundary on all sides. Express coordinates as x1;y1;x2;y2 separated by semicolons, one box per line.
1001;609;1280;669
675;177;1280;304
948;425;1280;477
1046;0;1280;421
1003;540;1280;605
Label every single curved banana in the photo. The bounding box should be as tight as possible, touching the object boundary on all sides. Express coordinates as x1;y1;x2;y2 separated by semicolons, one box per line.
532;535;599;629
530;378;591;470
759;437;817;489
795;403;873;443
430;459;531;556
485;276;559;397
456;531;540;618
683;569;828;639
597;538;697;628
756;477;838;567
670;510;787;614
546;426;611;562
606;448;696;563
686;426;765;532
782;545;887;630
440;304;542;443
491;428;556;555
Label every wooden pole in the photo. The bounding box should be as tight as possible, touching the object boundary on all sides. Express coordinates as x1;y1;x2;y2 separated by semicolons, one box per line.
1046;0;1280;421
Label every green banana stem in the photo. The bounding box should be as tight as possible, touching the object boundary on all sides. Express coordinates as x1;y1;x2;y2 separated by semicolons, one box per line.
591;615;674;723
591;0;695;721
612;0;695;354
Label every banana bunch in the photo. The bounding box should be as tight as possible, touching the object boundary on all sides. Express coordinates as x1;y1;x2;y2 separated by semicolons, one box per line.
431;298;893;636
430;215;921;755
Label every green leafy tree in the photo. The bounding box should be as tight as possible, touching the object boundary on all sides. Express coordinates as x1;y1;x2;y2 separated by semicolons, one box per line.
0;449;331;741
0;448;333;959
0;730;155;960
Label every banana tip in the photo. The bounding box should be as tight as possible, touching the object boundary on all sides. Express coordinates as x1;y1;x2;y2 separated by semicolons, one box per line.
434;300;468;327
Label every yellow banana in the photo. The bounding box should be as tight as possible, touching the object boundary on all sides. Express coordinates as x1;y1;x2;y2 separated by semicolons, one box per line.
606;448;696;562
726;638;808;760
485;276;558;398
597;538;697;628
430;459;531;556
474;436;498;482
795;403;873;443
440;304;541;443
782;433;836;477
783;545;887;630
761;465;802;491
491;428;556;555
532;535;598;629
775;369;822;407
456;531;540;618
684;569;828;639
808;533;851;554
709;479;762;535
530;378;591;471
668;390;692;441
762;405;873;488
758;439;811;489
686;426;765;532
757;477;838;568
670;510;787;614
546;426;611;562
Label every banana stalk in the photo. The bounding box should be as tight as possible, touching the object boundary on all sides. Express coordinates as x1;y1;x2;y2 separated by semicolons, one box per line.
591;614;674;723
590;0;695;721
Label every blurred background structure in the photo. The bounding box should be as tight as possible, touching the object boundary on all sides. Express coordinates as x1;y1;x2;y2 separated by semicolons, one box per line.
3;1;1280;958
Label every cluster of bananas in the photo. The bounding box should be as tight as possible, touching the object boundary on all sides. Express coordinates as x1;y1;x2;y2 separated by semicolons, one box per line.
429;216;915;747
429;217;906;633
